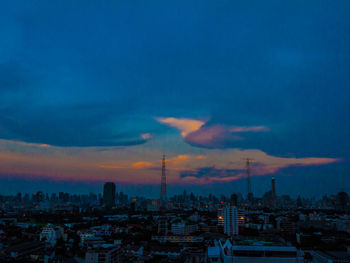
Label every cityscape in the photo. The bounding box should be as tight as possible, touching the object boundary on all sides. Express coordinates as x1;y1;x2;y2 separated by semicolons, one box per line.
1;0;350;262
0;156;350;262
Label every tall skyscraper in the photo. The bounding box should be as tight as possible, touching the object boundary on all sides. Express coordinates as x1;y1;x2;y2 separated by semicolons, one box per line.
230;193;238;206
103;182;116;209
160;155;167;204
272;177;276;197
224;206;239;235
271;177;276;207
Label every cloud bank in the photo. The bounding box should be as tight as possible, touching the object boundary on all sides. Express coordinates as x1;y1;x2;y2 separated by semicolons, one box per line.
156;117;269;148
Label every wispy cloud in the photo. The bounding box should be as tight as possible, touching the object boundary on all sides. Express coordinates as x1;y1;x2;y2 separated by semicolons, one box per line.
178;149;340;184
0;140;52;148
229;126;269;132
155;117;205;137
156;117;269;148
0;137;340;186
141;133;152;140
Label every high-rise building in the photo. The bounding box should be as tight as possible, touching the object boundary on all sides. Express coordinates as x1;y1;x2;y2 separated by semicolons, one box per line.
230;194;238;206
33;191;44;203
223;206;239;235
16;193;22;202
337;191;349;211
58;192;63;201
103;182;116;209
271;177;276;197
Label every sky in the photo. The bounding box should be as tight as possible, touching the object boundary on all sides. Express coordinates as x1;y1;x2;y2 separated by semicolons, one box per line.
0;0;349;198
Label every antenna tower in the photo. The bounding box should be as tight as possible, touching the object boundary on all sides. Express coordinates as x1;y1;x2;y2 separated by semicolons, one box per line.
160;155;167;203
242;158;254;199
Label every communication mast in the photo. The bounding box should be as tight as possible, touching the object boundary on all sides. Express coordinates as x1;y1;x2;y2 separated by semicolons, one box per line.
242;158;254;201
160;155;167;204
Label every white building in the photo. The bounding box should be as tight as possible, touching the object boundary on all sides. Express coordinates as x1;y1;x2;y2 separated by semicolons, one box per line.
224;206;238;235
171;221;185;235
40;224;64;246
209;239;303;263
208;246;220;263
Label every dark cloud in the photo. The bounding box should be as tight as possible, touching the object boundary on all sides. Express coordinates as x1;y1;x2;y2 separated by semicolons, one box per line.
184;125;243;148
183;124;272;150
0;106;151;147
0;0;349;156
180;167;240;180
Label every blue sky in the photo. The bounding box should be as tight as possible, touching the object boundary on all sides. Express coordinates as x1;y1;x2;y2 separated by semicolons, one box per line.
0;0;349;197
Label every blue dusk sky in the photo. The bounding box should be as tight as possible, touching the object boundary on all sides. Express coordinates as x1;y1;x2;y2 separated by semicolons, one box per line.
0;0;349;198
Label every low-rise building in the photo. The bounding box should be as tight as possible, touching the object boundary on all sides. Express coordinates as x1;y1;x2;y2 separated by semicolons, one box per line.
312;250;350;263
85;244;121;263
210;239;303;263
152;235;204;243
40;224;65;246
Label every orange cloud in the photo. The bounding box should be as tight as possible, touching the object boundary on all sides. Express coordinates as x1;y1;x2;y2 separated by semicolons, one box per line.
132;161;153;168
6;140;52;148
0;137;340;186
155;117;205;137
141;133;151;140
99;165;127;169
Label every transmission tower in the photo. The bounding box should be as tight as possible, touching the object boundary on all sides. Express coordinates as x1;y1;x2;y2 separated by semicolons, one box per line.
160;155;167;204
242;158;254;200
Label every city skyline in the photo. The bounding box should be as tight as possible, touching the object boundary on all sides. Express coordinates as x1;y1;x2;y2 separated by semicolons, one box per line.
1;1;350;197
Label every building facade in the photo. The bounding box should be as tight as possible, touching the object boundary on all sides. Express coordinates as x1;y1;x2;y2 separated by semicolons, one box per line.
223;206;239;235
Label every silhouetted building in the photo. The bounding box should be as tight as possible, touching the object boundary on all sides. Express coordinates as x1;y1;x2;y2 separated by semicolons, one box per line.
272;177;276;207
58;192;64;202
272;177;276;196
32;191;44;203
337;191;349;211
103;182;116;209
131;198;137;212
230;194;238;206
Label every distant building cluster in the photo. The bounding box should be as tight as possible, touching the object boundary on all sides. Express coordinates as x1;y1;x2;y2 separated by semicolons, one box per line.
0;159;350;262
